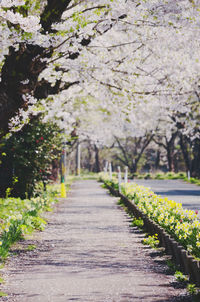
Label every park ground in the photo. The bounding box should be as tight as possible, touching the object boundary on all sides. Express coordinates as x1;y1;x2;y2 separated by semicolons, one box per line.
1;179;199;301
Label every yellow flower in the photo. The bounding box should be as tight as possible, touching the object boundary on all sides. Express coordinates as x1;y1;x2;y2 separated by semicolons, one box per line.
193;220;200;228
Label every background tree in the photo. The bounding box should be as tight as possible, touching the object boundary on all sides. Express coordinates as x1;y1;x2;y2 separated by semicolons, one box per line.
1;0;200;193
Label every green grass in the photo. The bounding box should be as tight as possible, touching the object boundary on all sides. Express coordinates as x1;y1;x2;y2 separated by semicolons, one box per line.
134;171;200;185
67;173;99;181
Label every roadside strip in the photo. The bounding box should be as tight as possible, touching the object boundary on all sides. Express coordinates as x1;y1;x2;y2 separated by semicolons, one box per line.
102;180;200;286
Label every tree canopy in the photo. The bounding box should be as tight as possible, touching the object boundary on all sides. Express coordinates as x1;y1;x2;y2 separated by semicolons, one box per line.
0;0;200;187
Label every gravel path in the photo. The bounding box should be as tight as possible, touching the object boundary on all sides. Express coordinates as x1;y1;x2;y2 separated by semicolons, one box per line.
1;180;192;302
133;179;200;217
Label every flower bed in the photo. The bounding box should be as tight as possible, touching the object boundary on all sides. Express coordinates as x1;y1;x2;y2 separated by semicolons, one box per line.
122;183;200;259
99;172;200;259
99;172;200;284
0;185;59;260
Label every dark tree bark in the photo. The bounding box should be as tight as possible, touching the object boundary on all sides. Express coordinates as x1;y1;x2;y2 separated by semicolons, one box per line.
0;1;75;137
86;144;93;172
179;133;200;178
40;0;72;33
0;0;116;138
94;144;100;172
191;139;200;178
179;134;191;173
153;132;177;172
155;150;160;170
115;134;154;174
0;44;48;134
165;133;177;172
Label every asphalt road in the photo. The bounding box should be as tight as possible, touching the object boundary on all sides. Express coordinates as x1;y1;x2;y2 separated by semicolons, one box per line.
133;179;200;217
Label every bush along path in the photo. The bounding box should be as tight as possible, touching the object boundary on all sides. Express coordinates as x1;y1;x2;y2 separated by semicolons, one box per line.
133;172;200;187
99;173;200;287
0;180;195;301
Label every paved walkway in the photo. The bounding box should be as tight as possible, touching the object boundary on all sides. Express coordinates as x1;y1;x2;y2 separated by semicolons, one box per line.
133;179;200;217
1;180;191;302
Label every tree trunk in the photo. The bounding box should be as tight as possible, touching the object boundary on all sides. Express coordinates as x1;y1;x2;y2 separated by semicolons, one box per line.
155;150;160;170
0;44;48;136
76;142;81;176
166;145;175;172
163;132;177;172
94;145;101;173
0;1;74;137
87;145;93;172
179;134;191;173
191;138;200;178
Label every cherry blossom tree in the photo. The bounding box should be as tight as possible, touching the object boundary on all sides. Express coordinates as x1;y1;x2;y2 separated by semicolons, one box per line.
0;0;200;179
0;0;127;135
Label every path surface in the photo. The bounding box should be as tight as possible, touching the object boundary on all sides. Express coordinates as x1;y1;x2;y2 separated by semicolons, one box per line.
1;180;191;302
133;179;200;217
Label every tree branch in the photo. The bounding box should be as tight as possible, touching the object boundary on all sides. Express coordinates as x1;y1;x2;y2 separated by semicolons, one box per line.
40;0;72;33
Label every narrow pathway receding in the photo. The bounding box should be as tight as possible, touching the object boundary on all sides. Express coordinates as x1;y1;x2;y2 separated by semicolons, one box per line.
1;180;191;302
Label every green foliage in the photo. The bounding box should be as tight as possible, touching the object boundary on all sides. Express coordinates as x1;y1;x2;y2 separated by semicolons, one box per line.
0;184;59;260
100;173;200;258
30;216;47;231
116;199;130;214
142;234;159;248
186;283;200;296
154;173;165;180
174;270;189;282
166;259;177;272
136;171;200;185
155;172;200;185
167;262;200;296
131;217;144;228
144;173;151;179
0;119;62;198
189;178;200;185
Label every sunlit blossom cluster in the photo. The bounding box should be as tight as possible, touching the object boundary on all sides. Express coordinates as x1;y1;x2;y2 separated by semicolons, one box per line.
36;0;200;144
0;0;199;146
